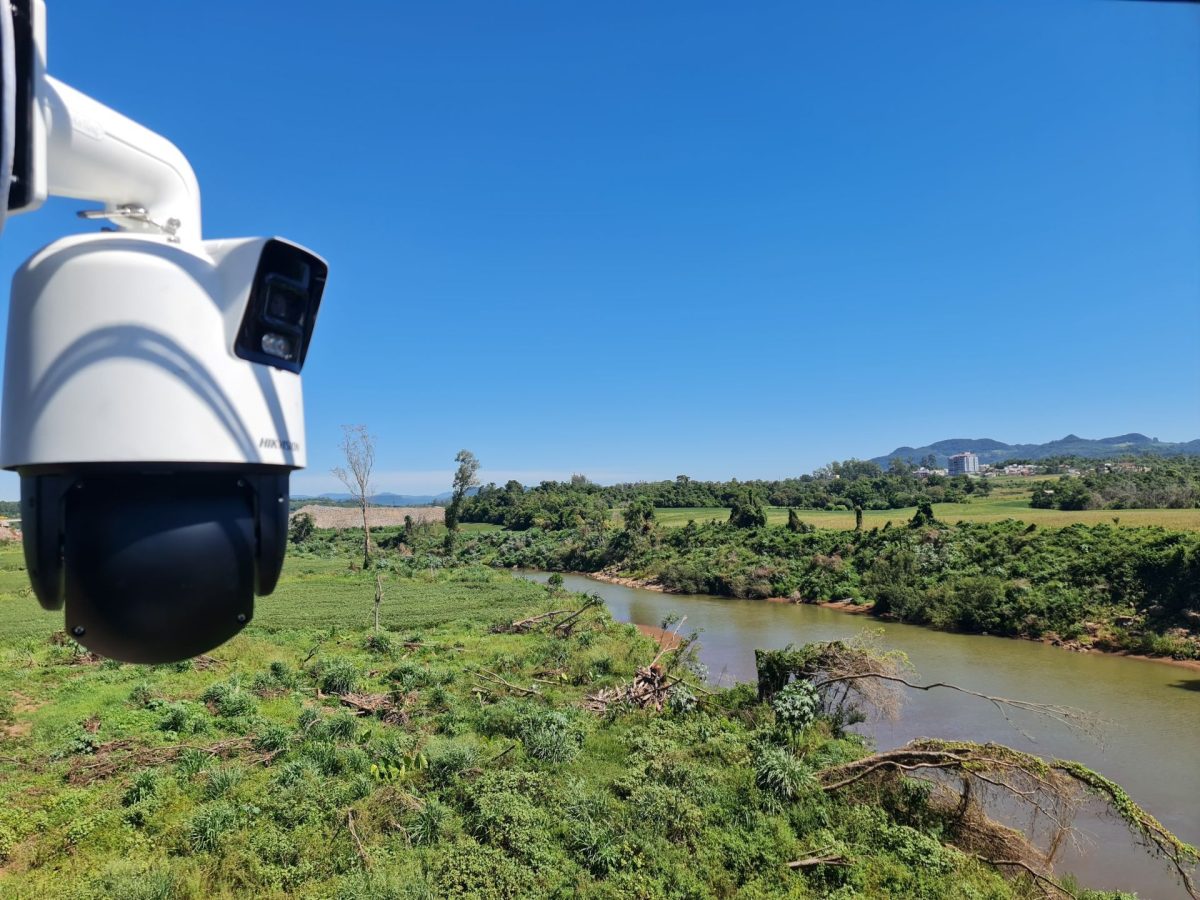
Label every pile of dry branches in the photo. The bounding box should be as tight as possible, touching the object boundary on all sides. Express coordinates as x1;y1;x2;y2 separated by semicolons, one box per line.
584;662;671;713
337;691;412;725
584;618;698;713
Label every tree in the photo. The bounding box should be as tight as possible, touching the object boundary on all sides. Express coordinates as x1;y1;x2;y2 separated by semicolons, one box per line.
623;497;656;536
445;449;481;552
332;425;375;568
845;482;873;532
920;453;938;469
909;498;937;528
289;511;315;544
728;487;767;529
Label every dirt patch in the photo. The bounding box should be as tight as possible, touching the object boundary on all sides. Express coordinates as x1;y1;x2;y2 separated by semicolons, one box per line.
293;505;444;530
818;600;875;615
636;624;684;650
590;571;677;592
0;524;21;542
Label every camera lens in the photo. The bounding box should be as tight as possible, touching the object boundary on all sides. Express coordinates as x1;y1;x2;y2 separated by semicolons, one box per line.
265;282;307;327
261;332;294;359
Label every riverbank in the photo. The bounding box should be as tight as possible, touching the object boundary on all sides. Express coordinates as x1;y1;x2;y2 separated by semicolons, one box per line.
1;560;1057;900
585;570;1200;671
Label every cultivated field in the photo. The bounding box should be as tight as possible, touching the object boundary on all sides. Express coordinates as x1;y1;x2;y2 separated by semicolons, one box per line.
645;501;1200;531
0;545;530;643
292;504;444;530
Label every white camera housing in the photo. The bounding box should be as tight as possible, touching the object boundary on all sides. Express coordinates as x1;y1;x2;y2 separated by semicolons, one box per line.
0;1;327;661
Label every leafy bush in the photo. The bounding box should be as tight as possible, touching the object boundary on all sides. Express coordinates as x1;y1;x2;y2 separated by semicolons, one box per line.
201;678;257;718
518;710;585;764
122;770;160;807
752;741;812;801
318;659;360;695
188;802;238;852
434;841;532;899
771;680;820;735
409;800;449;846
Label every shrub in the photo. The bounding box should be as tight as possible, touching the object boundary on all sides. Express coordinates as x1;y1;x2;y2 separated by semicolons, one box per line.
318;659;360;695
771;680;820;735
409;800;448;846
518;710;584;764
122;770;160;807
188;802;238;852
201;679;256;718
202;766;244;801
752;742;811;801
289;511;316;544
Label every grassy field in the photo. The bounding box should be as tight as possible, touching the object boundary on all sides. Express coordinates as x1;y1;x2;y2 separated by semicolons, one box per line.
0;547;1030;899
0;544;541;644
645;501;1200;531
590;475;1200;531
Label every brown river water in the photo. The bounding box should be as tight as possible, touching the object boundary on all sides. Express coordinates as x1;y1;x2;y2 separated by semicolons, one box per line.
522;572;1200;899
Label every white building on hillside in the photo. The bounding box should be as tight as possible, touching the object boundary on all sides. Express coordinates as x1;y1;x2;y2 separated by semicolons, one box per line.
948;451;980;476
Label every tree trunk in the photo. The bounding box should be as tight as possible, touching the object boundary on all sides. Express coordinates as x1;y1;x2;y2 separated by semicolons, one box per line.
373;574;383;632
361;501;371;568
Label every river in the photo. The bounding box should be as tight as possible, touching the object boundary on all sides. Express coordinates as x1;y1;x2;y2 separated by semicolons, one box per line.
522;572;1200;899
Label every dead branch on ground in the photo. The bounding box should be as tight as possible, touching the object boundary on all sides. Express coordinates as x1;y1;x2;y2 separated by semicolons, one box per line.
472;669;540;697
66;736;260;786
338;691;411;725
818;739;1198;899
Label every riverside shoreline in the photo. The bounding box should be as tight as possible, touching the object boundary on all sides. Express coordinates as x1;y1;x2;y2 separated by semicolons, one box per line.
580;570;1200;672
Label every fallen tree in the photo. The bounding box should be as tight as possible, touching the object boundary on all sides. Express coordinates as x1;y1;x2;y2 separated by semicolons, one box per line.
817;739;1199;899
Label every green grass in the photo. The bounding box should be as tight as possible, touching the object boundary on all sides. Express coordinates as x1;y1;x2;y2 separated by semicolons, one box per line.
644;501;1200;531
0;553;1023;900
0;545;548;644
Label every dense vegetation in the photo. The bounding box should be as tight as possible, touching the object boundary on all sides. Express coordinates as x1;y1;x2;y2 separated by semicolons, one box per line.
447;515;1200;660
460;456;1200;532
1029;457;1200;511
0;557;1069;898
2;534;1196;897
461;465;998;529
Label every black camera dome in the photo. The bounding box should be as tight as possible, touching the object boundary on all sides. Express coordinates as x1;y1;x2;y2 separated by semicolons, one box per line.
21;470;288;663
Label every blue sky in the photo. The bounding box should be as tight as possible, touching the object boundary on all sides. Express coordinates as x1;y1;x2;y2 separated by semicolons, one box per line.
1;0;1197;497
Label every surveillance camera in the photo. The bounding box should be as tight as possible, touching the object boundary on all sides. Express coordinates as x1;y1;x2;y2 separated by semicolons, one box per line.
0;1;328;662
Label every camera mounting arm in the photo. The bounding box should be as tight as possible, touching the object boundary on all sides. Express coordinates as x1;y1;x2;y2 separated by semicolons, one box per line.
5;0;201;241
45;75;201;240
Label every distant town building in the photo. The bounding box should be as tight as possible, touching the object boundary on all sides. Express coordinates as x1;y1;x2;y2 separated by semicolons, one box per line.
1003;464;1043;477
948;452;979;476
914;467;949;479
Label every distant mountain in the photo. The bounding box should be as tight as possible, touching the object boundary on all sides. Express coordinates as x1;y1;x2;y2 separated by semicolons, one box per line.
872;433;1200;467
294;492;445;506
297;487;482;507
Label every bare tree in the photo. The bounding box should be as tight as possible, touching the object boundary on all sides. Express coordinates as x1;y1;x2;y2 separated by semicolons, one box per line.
332;424;375;568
